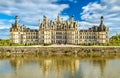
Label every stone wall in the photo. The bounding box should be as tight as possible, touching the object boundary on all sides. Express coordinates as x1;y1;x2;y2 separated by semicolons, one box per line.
0;46;120;56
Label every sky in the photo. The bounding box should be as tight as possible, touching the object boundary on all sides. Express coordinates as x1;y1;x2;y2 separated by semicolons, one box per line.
0;0;120;39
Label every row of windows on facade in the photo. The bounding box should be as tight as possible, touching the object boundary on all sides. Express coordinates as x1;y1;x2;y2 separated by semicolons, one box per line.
12;40;108;44
11;28;107;34
40;26;77;29
11;38;107;42
48;40;107;43
11;34;107;39
11;35;108;40
24;32;108;35
11;36;38;39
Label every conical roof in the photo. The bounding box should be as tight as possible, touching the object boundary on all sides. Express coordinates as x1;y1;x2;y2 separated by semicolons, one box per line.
99;16;106;31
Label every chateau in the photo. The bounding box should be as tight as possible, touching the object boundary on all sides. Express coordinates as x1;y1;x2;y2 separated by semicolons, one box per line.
10;15;109;44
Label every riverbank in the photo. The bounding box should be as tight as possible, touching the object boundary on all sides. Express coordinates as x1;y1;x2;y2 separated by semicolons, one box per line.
0;45;120;56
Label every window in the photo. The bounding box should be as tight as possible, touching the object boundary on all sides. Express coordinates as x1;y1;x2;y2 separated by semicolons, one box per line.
56;32;62;35
56;36;62;39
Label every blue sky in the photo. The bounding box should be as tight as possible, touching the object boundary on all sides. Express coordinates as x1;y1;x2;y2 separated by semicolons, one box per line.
0;0;120;39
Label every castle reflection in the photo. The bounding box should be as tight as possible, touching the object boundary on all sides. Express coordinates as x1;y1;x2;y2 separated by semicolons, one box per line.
38;55;80;78
0;54;120;78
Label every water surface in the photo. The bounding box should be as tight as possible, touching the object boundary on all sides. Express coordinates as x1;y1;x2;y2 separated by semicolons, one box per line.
0;54;120;78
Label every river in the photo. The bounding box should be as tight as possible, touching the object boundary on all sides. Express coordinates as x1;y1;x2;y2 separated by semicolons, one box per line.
0;54;120;78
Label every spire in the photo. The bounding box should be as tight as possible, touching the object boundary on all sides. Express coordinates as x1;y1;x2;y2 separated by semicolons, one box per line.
57;14;61;22
71;15;74;21
15;16;19;27
99;16;106;31
101;16;104;23
38;19;41;29
43;15;47;22
57;13;60;18
70;15;74;28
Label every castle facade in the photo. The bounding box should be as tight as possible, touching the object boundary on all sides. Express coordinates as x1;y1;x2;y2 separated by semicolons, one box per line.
10;15;109;44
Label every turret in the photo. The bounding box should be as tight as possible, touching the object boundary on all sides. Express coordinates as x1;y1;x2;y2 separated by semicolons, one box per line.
14;16;19;28
57;14;61;23
43;16;47;23
43;16;47;28
10;16;19;32
70;16;74;28
39;19;42;29
99;16;106;31
71;15;74;22
101;16;103;22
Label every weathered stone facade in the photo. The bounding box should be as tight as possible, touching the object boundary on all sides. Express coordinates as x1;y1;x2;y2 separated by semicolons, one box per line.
10;15;109;44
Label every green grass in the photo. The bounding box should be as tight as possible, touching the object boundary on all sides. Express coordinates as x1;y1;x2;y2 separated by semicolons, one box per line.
11;44;25;46
0;42;120;46
0;43;25;46
0;43;43;46
43;44;52;46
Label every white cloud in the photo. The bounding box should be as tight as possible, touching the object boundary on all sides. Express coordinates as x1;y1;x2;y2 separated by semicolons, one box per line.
80;0;120;36
78;21;93;29
0;0;69;25
0;19;14;39
0;0;69;39
0;20;14;29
